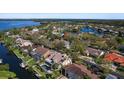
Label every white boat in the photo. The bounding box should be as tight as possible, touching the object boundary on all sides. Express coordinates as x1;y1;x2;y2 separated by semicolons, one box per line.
20;62;26;68
0;59;3;64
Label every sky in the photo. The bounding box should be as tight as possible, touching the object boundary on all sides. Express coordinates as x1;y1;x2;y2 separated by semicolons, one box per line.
0;13;124;19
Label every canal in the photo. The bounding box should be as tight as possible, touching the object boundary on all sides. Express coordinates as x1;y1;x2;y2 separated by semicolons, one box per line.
0;43;37;79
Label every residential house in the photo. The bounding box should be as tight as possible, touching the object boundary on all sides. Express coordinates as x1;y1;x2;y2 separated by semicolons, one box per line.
46;51;72;66
62;54;72;66
104;52;124;66
62;63;98;79
16;38;33;48
31;47;50;61
85;47;104;57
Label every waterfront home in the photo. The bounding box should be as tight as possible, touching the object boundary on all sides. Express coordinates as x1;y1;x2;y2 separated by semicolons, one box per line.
20;46;31;54
47;51;72;66
62;63;98;79
33;46;51;59
85;47;104;57
16;38;33;47
30;50;41;61
104;52;124;66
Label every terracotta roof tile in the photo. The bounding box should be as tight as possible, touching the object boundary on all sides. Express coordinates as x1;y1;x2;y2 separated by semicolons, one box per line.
35;47;49;55
104;52;124;65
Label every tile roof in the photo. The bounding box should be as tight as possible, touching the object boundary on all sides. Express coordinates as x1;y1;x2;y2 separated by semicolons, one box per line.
35;47;49;55
65;64;98;79
52;52;64;63
104;52;124;65
86;47;103;56
47;51;64;63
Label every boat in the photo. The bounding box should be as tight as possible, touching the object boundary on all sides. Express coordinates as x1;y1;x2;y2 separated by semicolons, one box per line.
0;59;3;64
20;62;26;68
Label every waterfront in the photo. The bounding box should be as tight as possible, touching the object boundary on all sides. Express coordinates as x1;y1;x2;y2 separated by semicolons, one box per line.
0;19;124;79
0;21;41;31
0;43;37;79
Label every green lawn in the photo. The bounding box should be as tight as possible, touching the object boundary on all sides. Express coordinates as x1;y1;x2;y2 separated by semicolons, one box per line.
0;71;16;79
32;65;46;78
13;48;35;67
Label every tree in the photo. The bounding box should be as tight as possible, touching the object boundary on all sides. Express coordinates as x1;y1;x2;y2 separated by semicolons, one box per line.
52;63;61;70
106;38;118;49
71;38;86;54
115;37;124;44
117;66;124;72
10;28;20;35
53;39;65;50
95;57;103;64
70;52;80;62
51;70;61;79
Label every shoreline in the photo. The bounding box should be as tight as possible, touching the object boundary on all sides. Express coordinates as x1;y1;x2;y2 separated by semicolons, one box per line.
0;43;39;79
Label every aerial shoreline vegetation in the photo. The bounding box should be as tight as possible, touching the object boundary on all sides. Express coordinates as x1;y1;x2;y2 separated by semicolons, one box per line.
0;63;16;79
0;19;124;79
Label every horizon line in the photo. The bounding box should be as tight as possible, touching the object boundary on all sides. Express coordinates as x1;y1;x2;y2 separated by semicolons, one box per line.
0;13;124;19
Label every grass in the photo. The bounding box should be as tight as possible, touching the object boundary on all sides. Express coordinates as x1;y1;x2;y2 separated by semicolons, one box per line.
32;65;46;78
0;71;16;79
13;48;35;67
